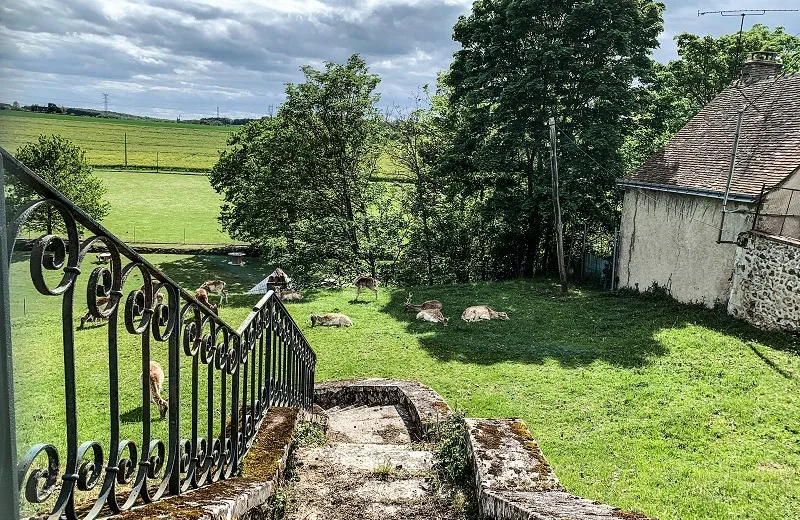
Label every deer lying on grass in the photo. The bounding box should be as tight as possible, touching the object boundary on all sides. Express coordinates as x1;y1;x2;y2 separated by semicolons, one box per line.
278;287;303;302
416;309;449;326
310;313;353;327
141;361;168;420
200;280;228;305
354;275;378;301
461;305;509;323
404;294;443;312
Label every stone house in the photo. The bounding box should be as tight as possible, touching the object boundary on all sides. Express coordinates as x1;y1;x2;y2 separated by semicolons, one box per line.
616;53;800;321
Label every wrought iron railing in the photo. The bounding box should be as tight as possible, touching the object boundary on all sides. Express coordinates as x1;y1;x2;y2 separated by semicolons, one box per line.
0;147;316;520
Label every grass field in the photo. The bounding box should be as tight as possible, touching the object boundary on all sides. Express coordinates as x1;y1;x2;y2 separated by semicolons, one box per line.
0;111;233;171
9;252;799;520
95;170;235;244
0;111;411;180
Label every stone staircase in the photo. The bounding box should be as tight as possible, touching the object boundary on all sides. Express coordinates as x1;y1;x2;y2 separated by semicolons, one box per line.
283;403;468;519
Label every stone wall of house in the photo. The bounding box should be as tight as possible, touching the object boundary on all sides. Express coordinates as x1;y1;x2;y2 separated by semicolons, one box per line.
618;188;754;306
729;231;800;332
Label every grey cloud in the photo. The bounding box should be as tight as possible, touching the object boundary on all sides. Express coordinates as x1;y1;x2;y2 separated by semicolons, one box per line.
1;0;798;119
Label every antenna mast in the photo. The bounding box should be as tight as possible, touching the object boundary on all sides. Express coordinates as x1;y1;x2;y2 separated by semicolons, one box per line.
697;9;799;80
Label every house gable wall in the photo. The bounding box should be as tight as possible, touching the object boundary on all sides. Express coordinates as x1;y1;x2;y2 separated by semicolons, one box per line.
618;189;754;306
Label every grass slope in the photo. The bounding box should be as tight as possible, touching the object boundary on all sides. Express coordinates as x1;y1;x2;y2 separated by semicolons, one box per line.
0;111;233;171
9;253;799;520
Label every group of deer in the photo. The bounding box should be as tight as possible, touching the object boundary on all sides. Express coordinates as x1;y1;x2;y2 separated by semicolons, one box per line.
308;274;377;327
405;294;509;326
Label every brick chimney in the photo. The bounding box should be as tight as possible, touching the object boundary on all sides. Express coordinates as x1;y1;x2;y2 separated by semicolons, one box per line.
739;51;783;85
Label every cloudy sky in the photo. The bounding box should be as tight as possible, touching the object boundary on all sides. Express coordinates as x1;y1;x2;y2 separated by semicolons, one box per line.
1;0;798;119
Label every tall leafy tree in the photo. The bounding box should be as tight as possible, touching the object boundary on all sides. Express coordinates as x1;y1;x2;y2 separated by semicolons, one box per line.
210;55;392;279
626;25;800;169
443;0;663;278
9;135;109;233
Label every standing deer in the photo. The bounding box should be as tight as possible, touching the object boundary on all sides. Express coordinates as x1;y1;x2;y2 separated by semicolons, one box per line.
200;280;228;305
194;288;219;315
404;294;443;312
138;280;165;308
416;309;449;326
461;305;509;322
353;275;378;301
80;296;111;328
141;361;168;420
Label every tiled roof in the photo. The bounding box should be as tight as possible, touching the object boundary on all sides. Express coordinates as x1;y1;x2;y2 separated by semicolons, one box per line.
622;73;800;197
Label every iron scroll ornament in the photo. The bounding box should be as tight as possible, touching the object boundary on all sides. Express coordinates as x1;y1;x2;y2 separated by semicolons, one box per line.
0;146;316;520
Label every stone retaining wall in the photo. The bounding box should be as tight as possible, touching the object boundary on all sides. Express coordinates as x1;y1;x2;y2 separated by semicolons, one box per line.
314;378;451;440
729;231;800;332
316;379;654;520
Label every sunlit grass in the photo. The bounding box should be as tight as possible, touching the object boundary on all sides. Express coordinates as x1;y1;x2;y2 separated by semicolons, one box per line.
9;254;799;520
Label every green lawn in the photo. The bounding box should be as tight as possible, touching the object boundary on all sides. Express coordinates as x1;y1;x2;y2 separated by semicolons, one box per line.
95;170;235;244
9;253;799;520
0;111;233;171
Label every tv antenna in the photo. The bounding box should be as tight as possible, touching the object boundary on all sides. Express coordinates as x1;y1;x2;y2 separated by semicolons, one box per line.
697;9;800;80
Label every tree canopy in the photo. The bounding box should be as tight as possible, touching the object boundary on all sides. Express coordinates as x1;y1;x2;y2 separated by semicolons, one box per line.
439;0;663;277
210;55;401;280
9;135;109;232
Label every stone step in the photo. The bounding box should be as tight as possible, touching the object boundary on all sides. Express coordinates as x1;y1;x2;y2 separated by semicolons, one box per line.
298;442;432;474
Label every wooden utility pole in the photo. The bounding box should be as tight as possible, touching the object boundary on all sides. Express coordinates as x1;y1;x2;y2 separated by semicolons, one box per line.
548;117;568;293
124;133;128;169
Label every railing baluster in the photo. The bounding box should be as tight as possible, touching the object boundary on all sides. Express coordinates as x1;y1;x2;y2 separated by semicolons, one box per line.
0;155;20;520
1;146;315;519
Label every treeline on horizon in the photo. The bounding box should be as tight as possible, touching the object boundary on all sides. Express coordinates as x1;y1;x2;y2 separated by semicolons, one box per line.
0;102;260;126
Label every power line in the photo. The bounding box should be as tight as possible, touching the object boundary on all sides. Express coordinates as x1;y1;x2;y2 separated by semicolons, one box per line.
102;93;109;116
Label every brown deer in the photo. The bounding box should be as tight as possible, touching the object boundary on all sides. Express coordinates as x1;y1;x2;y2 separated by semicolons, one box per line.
461;305;509;323
194;288;219;315
353;275;378;301
416;309;449;326
79;296;111;328
141;361;168;420
200;280;228;305
138;280;166;308
279;288;303;302
404;294;443;312
310;313;353;327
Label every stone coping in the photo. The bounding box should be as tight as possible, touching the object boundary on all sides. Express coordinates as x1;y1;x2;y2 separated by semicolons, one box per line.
315;379;653;520
747;230;800;248
467;418;654;520
111;407;298;520
314;378;451;440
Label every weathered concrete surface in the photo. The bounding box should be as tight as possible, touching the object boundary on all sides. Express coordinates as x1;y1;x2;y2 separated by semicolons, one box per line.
466;418;653;520
315;378;451;440
618;189;754;306
285;403;466;520
114;407;298;520
729;231;800;331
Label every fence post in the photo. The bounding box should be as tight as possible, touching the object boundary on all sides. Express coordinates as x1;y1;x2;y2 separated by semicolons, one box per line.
0;155;21;520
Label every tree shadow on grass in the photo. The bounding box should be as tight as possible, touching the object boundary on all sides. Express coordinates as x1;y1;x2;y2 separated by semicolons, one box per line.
382;279;797;369
120;406;164;424
152;254;272;294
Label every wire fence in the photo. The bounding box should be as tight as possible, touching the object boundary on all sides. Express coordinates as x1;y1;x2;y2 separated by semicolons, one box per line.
754;185;800;240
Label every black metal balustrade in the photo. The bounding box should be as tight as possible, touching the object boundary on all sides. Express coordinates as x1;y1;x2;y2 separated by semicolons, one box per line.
0;147;316;520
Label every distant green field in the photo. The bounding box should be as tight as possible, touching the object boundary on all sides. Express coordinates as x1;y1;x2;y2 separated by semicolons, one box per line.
94;170;234;244
0;111;234;171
